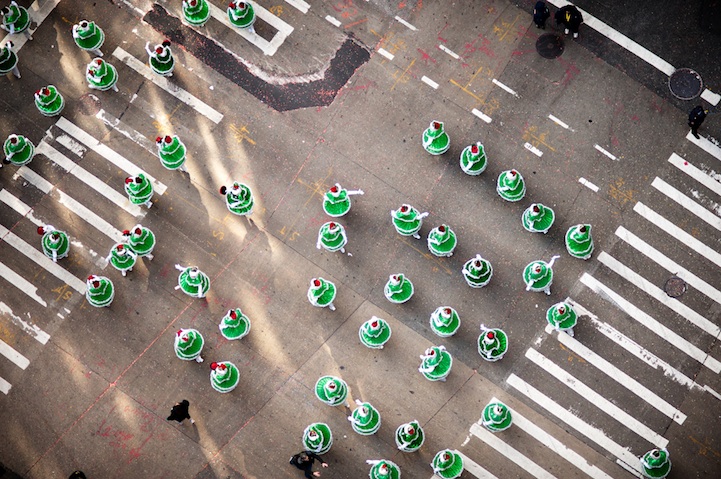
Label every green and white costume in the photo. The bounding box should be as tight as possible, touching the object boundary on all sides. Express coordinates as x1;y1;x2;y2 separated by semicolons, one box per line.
210;361;240;393
522;203;555;234
86;57;118;92
496;169;526;202
227;1;256;31
418;345;452;382
316;221;348;253
85;274;114;308
302;423;333;455
322;183;364;217
219;308;251;340
459;142;487;175
478;325;508;362
34;85;64;117
565;224;593;260
431;450;464;479
182;0;211;27
0;41;20;78
546;302;577;336
462;254;493;288
37;225;69;262
422;120;450;155
430;307;460;337
174;264;210;298
156;135;186;171
366;460;401;479
307;277;336;311
523;255;559;295
482;400;512;432
640;448;671;478
1;1;31;37
146;41;175;77
106;243;137;277
390;204;428;239
4;133;34;166
72;20;104;57
427;224;457;257
384;274;413;304
348;399;381;435
174;328;204;362
359;316;391;349
220;182;254;216
315;375;348;407
124;174;154;208
395;420;424;452
122;225;155;259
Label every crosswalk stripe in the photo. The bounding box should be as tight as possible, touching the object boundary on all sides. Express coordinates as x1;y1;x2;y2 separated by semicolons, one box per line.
634;202;721;269
111;47;224;124
13;167;124;244
470;422;558;479
0;338;30;369
598;252;721;337
0;224;86;294
0;261;47;307
507;374;643;475
284;0;310;13
95;109;157;157
455;452;499;479
0;375;11;394
0;301;50;344
580;273;721;373
0;189;42;226
651;177;721;231
492;397;616;479
615;226;721;305
36;141;145;218
207;2;293;57
668;153;721;198
54;117;168;195
525;348;669;448
686;131;721;161
544;325;687;424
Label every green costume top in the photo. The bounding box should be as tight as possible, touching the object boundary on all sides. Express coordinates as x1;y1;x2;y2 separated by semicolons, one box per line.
459;142;487;175
391;204;428;238
0;41;18;74
302;423;333;455
1;1;30;35
422;120;450;155
348;400;381;436
227;1;255;28
124;174;154;206
359;316;392;349
175;264;210;298
315;375;348;406
106;243;137;275
431;449;464;479
546;302;577;333
522;203;555;234
462;254;493;288
395;421;424;452
496;169;526;202
307;277;336;309
182;0;211;27
482;401;513;432
478;326;508;362
418;345;452;381
219;308;251;340
156;135;186;170
523;255;559;294
384;274;414;304
210;361;240;393
427;224;457;257
174;328;204;361
34;85;65;117
4;133;34;166
123;225;155;257
221;182;254;216
72;20;104;52
86;58;118;91
322;183;364;217
37;225;69;262
430;307;460;337
640;448;671;478
565;224;593;260
366;460;401;479
85;274;114;308
146;41;175;77
316;221;347;252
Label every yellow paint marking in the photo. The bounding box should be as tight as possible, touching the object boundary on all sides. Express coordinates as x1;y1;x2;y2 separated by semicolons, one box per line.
391;58;416;91
522;125;557;152
229;124;256;145
608;178;636;206
493;13;521;42
269;5;283;16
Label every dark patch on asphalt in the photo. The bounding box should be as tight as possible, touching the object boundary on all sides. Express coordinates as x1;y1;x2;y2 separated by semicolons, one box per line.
143;4;371;112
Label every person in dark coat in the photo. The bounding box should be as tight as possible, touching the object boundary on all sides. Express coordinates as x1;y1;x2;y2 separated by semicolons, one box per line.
555;5;583;38
68;472;87;479
688;105;709;139
533;2;551;29
166;399;195;424
290;451;329;478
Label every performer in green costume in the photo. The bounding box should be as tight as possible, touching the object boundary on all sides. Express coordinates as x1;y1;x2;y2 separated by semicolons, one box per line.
34;86;64;117
429;307;460;337
390;204;428;239
322;183;364;217
210;361;240;393
3;133;34;166
122;225;155;260
482;400;512;432
348;399;381;436
220;182;254;216
86;57;118;92
640;448;671;478
1;1;32;39
427;224;457;257
72;20;104;57
546;302;578;336
146;40;175;77
521;203;555;234
395;420;424;452
37;225;69;262
315;375;349;407
462;254;493;288
523;255;560;295
307;277;336;310
422;120;450;155
302;423;333;455
174;264;210;298
478;325;508;362
418;345;452;382
359;316;391;349
182;0;211;27
366;460;401;479
85;274;114;307
384;274;413;304
218;308;251;340
156;135;187;171
0;41;20;78
316;221;348;253
174;328;204;362
431;449;464;479
459;142;487;175
496;169;526;202
106;243;137;277
227;1;256;32
124;174;154;208
565;224;593;259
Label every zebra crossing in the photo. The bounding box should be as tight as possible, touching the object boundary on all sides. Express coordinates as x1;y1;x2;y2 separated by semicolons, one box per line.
431;134;721;478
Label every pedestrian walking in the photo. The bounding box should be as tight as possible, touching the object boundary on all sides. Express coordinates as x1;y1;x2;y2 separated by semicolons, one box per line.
289;451;329;478
166;399;195;424
533;1;550;29
688;105;708;139
555;5;583;38
68;472;87;479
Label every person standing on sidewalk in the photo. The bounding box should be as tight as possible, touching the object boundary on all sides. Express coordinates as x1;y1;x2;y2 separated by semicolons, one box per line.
289;451;329;478
166;399;195;424
533;2;550;29
555;5;583;38
688;105;708;139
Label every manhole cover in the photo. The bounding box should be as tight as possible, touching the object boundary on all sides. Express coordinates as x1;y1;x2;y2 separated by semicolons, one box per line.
664;276;687;298
77;93;101;115
669;68;703;100
536;33;564;59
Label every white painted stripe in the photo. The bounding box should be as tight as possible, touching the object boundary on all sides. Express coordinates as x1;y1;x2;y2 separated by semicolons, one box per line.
652;176;721;231
686;131;721;161
55;135;86;157
578;177;599;192
507;374;643;474
0;189;42;226
324;15;341;27
594;144;617;160
421;76;439;89
598;251;721;338
456;452;499;479
545;325;687;424
472;108;492;124
580;273;721;373
0;375;10;394
615;226;721;306
0;261;47;307
705;384;721;401
548;114;570;129
13;167;124;244
668;153;721;198
634;202;721;269
0;224;86;293
492;78;518;97
37;142;145;218
438;44;460;59
284;0;309;14
701;89;721;106
524;142;543;157
95;109;158;157
207;2;293;56
377;48;394;60
493;397;616;479
112;47;223;123
0;338;29;370
0;0;61;52
470;422;558;479
55;117;167;195
0;302;50;344
525;348;669;448
394;15;417;31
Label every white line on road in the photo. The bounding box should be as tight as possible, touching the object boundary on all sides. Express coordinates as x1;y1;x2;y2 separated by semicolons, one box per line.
578;177;599;192
668;153;721;198
472;108;492;124
686;131;721;162
0;302;50;344
0;338;29;370
524;142;543;157
492;78;518;97
394;16;417;31
0;0;61;53
634;201;721;269
284;0;309;13
594;144;617;160
207;2;293;56
324;15;341;27
456;452;499;479
544;325;687;424
0;189;42;226
580;273;721;373
701;89;721;106
548;114;571;130
438;44;460;59
0;375;11;394
377;48;394;60
0;261;47;307
112;47;224;123
421;76;439;89
470;422;558;479
95;109;157;157
652;176;721;231
507;374;643;475
55;117;167;195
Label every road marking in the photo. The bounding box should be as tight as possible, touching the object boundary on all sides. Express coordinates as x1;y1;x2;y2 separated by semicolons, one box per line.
524;142;543;157
525;348;669;448
599;251;721;337
377;48;394;60
594;144;617;160
0;261;47;307
472;108;492;124
207;1;293;56
95;109;157;157
13;167;124;244
470;422;558;479
37;142;145;218
421;76;439;89
0;338;29;370
578;177;599;192
0;375;10;394
0;189;42;226
548;114;570;129
668;153;721;198
112;47;224;124
701;89;721;105
686;131;721;161
284;0;309;13
492;78;518;97
0;302;49;344
55;135;87;157
0;225;86;294
452;452;499;479
545;325;687;424
652;176;721;231
0;0;61;52
55;117;167;195
394;15;417;31
438;44;460;59
634;201;721;269
580;273;721;373
507;374;642;475
325;15;341;27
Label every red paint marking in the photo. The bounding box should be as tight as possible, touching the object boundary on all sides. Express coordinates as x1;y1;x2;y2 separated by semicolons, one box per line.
398;0;406;8
611;135;620;147
557;57;580;86
630;115;640;122
345;18;367;28
437;23;449;43
416;48;436;65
